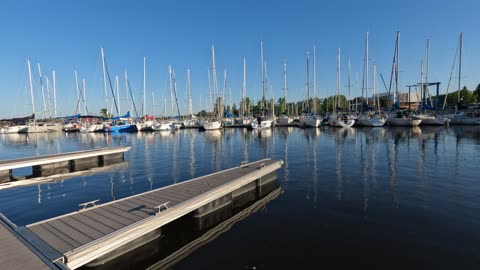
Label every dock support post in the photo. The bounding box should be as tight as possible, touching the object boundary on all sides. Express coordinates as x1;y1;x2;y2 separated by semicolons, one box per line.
70;156;101;172
0;169;12;183
32;161;71;177
99;153;124;167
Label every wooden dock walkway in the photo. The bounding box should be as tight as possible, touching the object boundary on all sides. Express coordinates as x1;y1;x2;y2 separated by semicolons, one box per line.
0;146;131;184
3;158;282;269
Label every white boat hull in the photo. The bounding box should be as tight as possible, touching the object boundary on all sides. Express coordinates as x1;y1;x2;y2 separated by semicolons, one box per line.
201;121;223;130
356;116;386;127
251;120;272;130
328;115;355;128
152;122;174;131
0;126;26;134
276;116;293;125
448;113;480;125
19;123;63;133
386;118;422;126
80;124;104;133
304;117;322;127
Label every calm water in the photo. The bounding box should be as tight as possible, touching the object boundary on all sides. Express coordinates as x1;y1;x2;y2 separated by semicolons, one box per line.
1;126;480;269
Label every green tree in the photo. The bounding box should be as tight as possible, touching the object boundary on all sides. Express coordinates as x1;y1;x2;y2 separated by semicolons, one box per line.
474;84;480;102
100;108;113;118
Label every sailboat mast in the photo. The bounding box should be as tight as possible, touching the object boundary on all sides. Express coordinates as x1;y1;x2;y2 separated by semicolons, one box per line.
374;63;379;112
421;60;424;112
365;32;369;108
348;56;351;111
37;63;47;119
115;75;120;114
101;48;109;116
27;59;35;118
242;57;247;117
335;48;341;113
223;69;227;115
187;69;192;116
306;52;310;113
82;79;87;115
52;69;57;118
169;65;174;116
396;31;400;103
313;45;317;114
74;69;81;115
283;58;287;114
260;41;265;110
355;72;359;112
143;57;147;116
211;45;219;118
458;32;463;103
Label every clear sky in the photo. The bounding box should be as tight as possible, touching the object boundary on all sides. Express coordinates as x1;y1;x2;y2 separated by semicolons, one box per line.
0;0;479;118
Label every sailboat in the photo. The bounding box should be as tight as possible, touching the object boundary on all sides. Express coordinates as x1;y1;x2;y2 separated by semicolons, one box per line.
99;48;137;133
250;41;273;130
235;57;252;126
136;57;155;131
276;59;293;126
328;49;355;128
201;45;223;130
446;33;480;125
355;32;386;127
0;114;32;133
19;59;62;133
386;32;422;127
304;46;322;128
183;69;200;128
409;40;450;126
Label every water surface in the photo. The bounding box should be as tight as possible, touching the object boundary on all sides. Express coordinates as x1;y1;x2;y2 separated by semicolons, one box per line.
0;126;479;269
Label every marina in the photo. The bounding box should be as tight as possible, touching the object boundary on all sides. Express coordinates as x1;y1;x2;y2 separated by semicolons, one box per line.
1;1;480;269
0;126;479;269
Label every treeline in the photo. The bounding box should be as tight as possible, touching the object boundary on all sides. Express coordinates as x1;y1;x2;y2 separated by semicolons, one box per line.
197;84;480;117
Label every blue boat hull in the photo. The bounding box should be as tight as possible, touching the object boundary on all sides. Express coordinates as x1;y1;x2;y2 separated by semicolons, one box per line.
106;124;138;133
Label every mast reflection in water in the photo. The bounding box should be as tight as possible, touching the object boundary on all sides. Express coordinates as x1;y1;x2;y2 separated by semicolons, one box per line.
1;126;480;269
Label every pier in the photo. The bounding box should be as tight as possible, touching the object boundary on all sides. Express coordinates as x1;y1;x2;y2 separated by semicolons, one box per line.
0;146;131;184
0;158;283;269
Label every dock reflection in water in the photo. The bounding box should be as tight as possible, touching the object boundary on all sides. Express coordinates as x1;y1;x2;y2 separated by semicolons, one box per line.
81;177;282;270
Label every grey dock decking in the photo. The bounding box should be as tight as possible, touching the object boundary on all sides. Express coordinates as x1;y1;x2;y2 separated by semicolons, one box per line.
21;158;283;269
0;215;67;270
0;146;130;171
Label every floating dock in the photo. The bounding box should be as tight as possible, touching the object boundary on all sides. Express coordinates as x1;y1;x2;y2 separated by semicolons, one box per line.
0;146;131;183
0;158;283;270
0;214;68;270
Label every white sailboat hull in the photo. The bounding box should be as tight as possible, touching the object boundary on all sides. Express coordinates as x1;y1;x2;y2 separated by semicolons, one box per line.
80;124;104;133
201;121;222;130
152;122;174;131
329;115;355;128
276;116;293;125
356;116;386;127
19;123;63;133
386;118;422;126
251;120;272;130
411;115;450;126
304;117;322;127
448;113;480;125
0;125;27;134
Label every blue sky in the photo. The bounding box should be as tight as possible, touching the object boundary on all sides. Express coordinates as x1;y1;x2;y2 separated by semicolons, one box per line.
0;0;479;118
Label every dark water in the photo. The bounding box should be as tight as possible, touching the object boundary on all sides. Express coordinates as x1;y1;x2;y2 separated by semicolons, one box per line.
1;126;480;269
